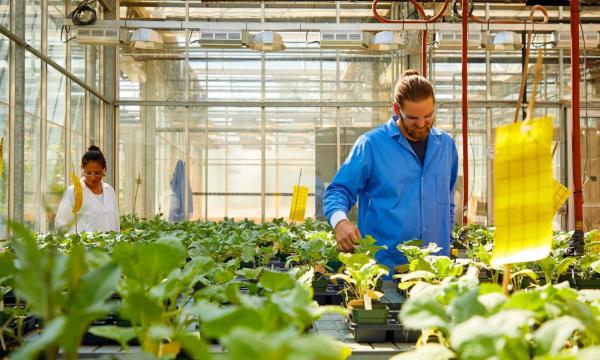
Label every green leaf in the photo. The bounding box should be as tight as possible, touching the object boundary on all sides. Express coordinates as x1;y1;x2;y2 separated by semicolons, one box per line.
389;344;454;360
88;326;136;350
555;258;577;279
397;270;436;283
502;290;545;312
120;291;163;325
148;324;174;340
112;236;186;287
400;286;450;333
533;316;584;356
221;327;351;360
450;310;534;360
10;316;66;360
259;269;296;293
449;287;486;324
70;262;120;311
478;292;507;313
175;332;211;360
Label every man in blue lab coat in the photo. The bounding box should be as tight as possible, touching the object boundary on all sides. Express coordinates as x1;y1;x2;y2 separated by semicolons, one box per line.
323;69;459;273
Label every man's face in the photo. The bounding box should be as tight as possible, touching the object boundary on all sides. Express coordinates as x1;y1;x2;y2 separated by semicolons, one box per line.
396;97;435;141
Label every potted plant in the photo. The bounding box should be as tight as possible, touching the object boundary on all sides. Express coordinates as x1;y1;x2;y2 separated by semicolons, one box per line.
330;253;389;324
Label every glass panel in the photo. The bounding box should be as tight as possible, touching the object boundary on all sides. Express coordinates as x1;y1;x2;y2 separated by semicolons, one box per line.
88;45;101;90
208;107;261;130
118;106;144;215
71;83;85;132
0;0;8;28
47;68;66;125
24;115;40;230
338;52;393;102
0;34;8;104
46;123;65;230
25;52;41;116
265;51;332;101
0;104;7;236
71;42;85;82
582;112;600;231
48;2;66;68
71;131;84;172
189;49;261;101
90;95;100;140
26;0;41;50
120;31;187;101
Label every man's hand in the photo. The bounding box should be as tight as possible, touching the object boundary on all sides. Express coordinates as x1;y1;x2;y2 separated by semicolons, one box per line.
334;220;361;252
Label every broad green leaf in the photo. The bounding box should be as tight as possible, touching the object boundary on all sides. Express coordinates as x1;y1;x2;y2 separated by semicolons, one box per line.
451;310;534;360
88;326;136;350
449;287;486;324
533;316;584;356
175;332;211;360
10;316;66;360
259;269;296;293
70;262;120;311
555;258;577;279
148;324;174;340
502;290;545;312
478;292;507;313
389;344;454;360
120;291;163;325
0;252;16;279
400;289;450;333
113;237;186;287
221;327;351;360
397;270;436;282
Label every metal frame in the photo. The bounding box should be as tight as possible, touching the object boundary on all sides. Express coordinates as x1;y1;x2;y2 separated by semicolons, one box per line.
83;19;600;32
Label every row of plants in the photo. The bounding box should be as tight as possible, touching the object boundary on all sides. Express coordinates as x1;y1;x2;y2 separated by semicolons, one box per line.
0;217;355;359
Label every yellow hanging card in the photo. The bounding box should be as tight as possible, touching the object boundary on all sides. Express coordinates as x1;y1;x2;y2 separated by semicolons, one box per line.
552;179;571;215
491;116;554;266
289;185;309;221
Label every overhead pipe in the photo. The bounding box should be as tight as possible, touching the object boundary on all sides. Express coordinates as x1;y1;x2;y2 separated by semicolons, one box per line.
372;0;451;77
569;0;585;255
460;0;469;225
468;4;549;24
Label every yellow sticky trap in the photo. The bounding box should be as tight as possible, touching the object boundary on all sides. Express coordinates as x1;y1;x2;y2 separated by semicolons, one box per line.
491;117;554;266
552;179;571;215
289;185;308;221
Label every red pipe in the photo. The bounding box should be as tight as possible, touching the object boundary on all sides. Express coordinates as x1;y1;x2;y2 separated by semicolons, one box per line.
571;0;584;232
461;0;469;225
371;0;450;24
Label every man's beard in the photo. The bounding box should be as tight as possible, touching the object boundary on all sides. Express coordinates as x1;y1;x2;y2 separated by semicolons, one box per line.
401;119;433;141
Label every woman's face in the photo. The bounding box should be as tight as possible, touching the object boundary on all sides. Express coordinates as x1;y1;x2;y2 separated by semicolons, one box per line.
82;161;105;188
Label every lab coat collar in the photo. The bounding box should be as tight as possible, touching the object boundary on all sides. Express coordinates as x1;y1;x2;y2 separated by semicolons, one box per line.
80;177;106;208
385;115;443;172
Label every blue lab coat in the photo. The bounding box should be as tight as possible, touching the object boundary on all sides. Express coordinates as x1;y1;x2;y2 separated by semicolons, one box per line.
323;116;459;273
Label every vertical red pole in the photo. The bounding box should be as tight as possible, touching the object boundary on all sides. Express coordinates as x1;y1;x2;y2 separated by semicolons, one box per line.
461;1;469;225
570;0;585;254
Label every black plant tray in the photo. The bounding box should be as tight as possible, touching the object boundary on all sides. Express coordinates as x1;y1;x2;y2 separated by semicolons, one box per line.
347;310;419;343
313;288;344;306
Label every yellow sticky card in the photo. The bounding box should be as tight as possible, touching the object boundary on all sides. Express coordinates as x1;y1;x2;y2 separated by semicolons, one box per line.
491;117;554;266
552;179;571;215
289;185;309;221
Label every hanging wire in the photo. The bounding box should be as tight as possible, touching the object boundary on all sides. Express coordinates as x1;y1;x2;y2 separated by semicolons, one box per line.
61;0;99;44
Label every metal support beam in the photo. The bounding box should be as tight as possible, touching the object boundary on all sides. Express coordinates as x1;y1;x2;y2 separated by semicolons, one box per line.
39;0;48;232
8;0;25;223
103;0;117;187
0;25;112;104
85;19;600;32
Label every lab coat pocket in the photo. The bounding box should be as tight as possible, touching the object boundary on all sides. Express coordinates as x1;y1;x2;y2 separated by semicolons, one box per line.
436;175;451;205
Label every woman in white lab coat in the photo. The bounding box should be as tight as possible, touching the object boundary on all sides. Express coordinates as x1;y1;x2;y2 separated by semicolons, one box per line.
55;146;120;232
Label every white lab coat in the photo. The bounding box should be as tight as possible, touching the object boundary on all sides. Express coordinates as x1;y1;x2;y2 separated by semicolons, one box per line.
55;177;120;233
